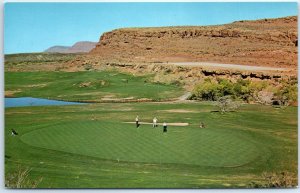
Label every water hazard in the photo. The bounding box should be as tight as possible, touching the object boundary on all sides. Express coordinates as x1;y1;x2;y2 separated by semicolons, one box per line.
5;97;85;108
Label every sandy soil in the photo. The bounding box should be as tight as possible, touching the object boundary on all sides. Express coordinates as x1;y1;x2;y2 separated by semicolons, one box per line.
5;90;21;97
169;62;289;72
178;92;192;101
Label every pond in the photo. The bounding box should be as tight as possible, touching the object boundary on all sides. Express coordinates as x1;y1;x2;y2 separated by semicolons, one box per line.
5;97;86;108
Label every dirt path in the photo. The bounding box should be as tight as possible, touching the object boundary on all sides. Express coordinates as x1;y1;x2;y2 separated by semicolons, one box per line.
169;62;288;72
178;92;192;101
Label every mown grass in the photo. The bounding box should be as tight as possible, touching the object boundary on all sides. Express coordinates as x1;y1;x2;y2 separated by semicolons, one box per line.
5;102;297;188
20;121;260;167
5;71;184;101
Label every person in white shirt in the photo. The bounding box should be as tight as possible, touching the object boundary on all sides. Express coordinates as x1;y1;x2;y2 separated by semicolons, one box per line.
153;117;158;128
135;115;139;128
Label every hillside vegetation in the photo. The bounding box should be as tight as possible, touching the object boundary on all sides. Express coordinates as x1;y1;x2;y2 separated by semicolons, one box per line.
5;53;80;72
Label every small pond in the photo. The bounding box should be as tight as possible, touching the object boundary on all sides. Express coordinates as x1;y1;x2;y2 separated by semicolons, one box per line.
5;97;85;108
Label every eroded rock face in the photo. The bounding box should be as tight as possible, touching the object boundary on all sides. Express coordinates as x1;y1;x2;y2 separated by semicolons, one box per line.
90;16;297;68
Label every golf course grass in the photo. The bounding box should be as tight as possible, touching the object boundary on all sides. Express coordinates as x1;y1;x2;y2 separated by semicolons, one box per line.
5;71;183;101
5;102;297;188
20;121;260;167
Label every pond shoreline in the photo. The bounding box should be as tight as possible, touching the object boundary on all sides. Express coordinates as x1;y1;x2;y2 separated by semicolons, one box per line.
5;96;191;108
5;96;183;106
5;97;86;108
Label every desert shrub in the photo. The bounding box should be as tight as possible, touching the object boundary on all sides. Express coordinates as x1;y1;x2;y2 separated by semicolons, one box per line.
233;79;251;101
170;79;182;86
164;68;172;74
54;66;63;71
5;166;43;188
192;78;243;101
249;80;268;91
274;80;297;106
248;171;297;188
216;95;240;114
83;63;93;71
255;91;274;105
192;77;297;106
152;72;182;86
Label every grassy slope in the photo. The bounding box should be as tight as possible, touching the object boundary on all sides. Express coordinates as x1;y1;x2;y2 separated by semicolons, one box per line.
5;71;183;101
5;102;297;188
5;53;79;65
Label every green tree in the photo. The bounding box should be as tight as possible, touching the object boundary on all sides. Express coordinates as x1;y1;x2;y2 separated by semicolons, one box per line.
193;79;220;101
233;79;251;102
217;78;235;96
274;80;297;106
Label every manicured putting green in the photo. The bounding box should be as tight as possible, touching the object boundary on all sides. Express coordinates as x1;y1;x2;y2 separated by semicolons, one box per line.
21;121;260;167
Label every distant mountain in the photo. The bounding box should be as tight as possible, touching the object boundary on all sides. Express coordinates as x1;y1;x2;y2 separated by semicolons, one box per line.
44;46;70;53
44;41;97;53
67;41;97;53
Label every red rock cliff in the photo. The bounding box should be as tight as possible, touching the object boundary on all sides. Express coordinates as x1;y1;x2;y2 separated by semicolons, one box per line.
90;16;297;67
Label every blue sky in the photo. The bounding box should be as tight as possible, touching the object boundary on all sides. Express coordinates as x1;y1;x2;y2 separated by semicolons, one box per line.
4;2;298;54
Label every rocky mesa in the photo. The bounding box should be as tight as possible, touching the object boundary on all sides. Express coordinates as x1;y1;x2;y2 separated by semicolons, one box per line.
89;16;297;68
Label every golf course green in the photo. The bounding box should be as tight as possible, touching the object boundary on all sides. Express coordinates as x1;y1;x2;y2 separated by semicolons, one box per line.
20;121;260;167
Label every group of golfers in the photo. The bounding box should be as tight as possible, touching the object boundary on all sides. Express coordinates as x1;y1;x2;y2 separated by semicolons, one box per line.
135;115;205;132
135;116;168;132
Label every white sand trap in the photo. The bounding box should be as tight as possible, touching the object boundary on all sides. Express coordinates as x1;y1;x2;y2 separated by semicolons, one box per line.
123;122;189;126
5;90;21;96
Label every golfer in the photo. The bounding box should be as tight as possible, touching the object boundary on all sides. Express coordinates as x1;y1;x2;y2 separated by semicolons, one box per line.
163;122;167;133
200;122;205;128
11;129;18;136
135;115;139;128
153;117;158;128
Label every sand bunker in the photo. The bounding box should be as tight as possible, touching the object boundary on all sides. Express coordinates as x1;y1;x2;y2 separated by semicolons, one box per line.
123;122;189;126
5;90;21;97
101;96;135;101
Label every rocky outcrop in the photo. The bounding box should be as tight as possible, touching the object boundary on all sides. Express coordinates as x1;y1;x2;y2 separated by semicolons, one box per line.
90;16;297;68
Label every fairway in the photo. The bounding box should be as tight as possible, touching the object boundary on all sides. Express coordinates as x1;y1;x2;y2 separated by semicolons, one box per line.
21;121;260;167
5;102;297;188
5;71;183;101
